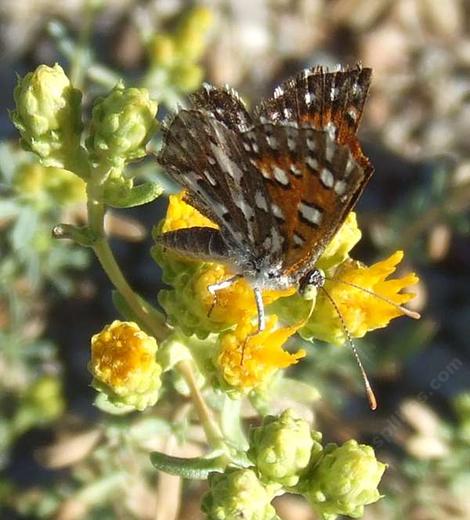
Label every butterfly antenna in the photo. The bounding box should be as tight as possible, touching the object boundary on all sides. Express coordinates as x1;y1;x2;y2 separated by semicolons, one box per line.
320;286;377;411
324;277;421;320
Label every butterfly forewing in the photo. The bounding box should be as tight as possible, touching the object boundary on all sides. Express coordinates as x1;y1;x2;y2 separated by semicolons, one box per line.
189;83;253;132
254;66;371;145
158;108;281;263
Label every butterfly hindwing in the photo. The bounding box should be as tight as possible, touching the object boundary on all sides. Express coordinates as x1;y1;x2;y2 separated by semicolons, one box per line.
241;122;374;276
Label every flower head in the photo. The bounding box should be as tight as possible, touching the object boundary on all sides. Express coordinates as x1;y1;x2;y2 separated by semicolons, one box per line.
316;211;362;271
301;251;419;344
154;193;294;338
216;316;305;393
201;468;279;520
248;409;323;488
86;83;158;168
300;440;387;519
89;320;162;411
11;64;83;168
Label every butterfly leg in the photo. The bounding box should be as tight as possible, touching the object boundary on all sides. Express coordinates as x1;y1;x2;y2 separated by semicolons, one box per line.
253;286;266;332
207;274;242;318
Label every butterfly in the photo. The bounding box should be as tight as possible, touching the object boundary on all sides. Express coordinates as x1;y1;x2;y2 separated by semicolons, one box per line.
156;65;374;333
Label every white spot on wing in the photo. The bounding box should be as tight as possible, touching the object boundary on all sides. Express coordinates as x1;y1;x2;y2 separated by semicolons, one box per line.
283;108;293;119
287;137;296;151
320;167;334;188
267;135;279;150
273;166;289;186
325;122;337;141
347;107;358;122
290;164;302;177
330;86;339;100
335;180;347;195
298;202;323;226
255;191;268;211
204;170;217;186
307;137;316;151
352;82;362;96
293;233;305;246
260;165;271;179
325;139;335;163
305;92;314;105
344;156;356;177
211;143;243;185
271;204;285;221
274;86;284;99
306;156;319;171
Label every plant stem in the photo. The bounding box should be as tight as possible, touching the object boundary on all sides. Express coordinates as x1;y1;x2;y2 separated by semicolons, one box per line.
177;360;225;451
85;166;222;451
93;238;168;340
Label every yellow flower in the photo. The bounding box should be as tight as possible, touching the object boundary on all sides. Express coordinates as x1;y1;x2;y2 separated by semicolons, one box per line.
89;320;162;411
316;211;362;271
161;192;217;234
217;316;306;392
154;192;294;337
301;251;419;345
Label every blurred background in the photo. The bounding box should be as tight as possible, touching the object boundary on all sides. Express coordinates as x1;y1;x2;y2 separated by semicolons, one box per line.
0;1;469;519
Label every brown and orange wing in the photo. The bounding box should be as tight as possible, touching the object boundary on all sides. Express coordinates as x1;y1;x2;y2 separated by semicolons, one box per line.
254;65;372;172
241;122;373;277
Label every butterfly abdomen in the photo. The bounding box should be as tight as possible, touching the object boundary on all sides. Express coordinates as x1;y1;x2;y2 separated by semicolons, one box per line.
157;227;232;264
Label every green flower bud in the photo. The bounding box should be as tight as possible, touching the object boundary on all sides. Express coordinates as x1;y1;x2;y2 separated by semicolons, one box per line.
87;83;158;168
156;264;233;339
202;469;279;520
89;321;162;412
152;228;232;338
11;64;83;168
301;440;386;519
248;409;323;488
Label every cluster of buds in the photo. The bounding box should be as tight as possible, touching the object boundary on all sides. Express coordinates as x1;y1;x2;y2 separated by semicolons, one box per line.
11;64;160;211
202;409;386;520
148;6;214;93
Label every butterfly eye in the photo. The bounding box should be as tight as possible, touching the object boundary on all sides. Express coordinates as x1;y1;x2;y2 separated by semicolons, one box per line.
299;268;325;300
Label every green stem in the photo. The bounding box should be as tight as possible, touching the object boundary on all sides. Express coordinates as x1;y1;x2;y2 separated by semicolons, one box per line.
85;166;222;450
177;360;225;451
69;0;94;89
93;238;168;339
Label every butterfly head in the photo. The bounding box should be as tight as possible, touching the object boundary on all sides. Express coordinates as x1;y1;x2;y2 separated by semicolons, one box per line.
298;268;325;300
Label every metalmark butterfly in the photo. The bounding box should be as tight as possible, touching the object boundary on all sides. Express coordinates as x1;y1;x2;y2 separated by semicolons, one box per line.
156;65;374;331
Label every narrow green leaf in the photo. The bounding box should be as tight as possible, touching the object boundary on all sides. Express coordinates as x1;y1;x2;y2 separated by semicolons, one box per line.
104;181;163;208
150;451;226;479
